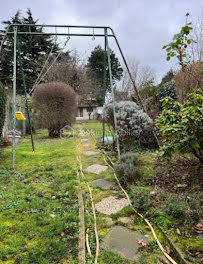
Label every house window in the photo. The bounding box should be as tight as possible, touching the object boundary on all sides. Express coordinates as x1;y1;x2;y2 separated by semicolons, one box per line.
79;108;83;117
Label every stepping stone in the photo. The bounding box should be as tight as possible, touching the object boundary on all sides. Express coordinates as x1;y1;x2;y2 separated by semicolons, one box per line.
102;217;113;227
86;157;98;163
95;196;129;215
84;151;98;156
102;225;149;261
92;179;115;189
83;144;89;147
118;217;131;224
85;165;108;175
82;138;88;142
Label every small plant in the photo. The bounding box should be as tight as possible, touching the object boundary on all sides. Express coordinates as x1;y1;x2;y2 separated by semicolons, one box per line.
130;187;152;216
114;152;141;185
164;194;186;220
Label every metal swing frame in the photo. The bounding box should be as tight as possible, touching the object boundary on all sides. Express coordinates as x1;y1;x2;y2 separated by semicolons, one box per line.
2;24;158;169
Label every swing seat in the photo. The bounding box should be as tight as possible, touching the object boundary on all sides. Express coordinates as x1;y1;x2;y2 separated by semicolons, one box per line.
15;111;26;120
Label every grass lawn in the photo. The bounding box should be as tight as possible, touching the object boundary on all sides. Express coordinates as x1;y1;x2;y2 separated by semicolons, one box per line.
0;130;79;264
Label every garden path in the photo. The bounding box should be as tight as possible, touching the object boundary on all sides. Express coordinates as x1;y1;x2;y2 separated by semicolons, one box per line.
76;128;151;262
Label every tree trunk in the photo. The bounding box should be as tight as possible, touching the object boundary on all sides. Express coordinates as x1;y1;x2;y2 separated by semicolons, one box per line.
193;149;203;164
48;128;60;138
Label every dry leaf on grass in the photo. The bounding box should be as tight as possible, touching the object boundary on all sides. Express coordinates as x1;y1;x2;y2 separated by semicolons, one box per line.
50;214;56;218
195;223;203;234
165;246;171;255
137;239;147;246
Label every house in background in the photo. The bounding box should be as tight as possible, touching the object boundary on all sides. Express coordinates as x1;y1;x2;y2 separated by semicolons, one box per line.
76;95;103;120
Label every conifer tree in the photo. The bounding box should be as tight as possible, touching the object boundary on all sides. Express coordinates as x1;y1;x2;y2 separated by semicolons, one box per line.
0;9;60;93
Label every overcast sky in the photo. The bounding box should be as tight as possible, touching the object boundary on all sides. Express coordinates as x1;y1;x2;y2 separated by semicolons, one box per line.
0;0;202;82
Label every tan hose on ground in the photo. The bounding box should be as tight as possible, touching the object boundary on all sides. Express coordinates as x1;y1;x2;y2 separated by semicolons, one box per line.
76;141;100;264
101;149;178;264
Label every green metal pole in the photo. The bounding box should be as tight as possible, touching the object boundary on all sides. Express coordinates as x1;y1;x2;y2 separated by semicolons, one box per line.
17;40;35;152
105;28;120;158
102;31;107;143
12;26;17;169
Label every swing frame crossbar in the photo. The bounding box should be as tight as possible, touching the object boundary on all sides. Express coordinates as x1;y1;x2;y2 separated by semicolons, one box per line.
1;24;158;169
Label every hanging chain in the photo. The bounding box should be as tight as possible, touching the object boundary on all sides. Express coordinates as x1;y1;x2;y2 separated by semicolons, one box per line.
92;28;95;41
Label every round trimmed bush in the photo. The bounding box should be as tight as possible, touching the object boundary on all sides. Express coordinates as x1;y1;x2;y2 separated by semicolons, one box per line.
103;101;153;149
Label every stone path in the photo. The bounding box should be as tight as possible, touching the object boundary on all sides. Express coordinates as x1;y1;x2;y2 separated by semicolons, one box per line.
84;151;98;156
102;226;149;261
95;196;129;215
78;128;154;262
92;179;115;190
86;157;98;163
85;164;108;175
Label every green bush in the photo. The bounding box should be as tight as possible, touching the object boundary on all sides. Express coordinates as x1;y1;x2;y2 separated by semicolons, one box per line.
0;82;6;137
130;187;152;216
114;153;141;186
157;81;176;109
164;195;186;220
155;89;203;164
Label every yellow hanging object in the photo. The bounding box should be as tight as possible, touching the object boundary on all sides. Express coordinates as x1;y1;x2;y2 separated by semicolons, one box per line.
15;112;26;121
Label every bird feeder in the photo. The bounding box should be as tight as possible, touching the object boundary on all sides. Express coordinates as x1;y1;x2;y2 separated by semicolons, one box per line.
15;111;26;120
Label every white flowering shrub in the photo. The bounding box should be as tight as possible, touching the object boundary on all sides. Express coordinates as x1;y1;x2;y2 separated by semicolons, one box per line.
103;101;153;148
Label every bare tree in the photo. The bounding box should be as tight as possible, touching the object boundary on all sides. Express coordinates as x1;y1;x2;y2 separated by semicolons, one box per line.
174;62;203;102
117;58;155;101
190;13;203;62
33;82;76;138
43;50;102;104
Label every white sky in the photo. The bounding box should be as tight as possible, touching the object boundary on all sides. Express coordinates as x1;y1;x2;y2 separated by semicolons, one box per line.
0;0;202;82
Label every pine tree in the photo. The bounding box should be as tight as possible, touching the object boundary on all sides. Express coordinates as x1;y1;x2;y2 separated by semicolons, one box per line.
87;45;123;92
0;9;60;93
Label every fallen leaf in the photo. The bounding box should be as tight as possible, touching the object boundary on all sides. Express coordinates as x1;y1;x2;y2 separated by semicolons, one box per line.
165;246;171;255
137;239;147;246
195;223;203;234
50;214;56;218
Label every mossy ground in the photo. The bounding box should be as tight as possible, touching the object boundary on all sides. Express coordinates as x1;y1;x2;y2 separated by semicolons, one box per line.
0;130;79;264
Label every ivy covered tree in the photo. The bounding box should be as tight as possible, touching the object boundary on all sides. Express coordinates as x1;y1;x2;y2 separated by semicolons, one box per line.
87;45;123;104
160;70;174;85
157;81;176;109
0;9;60;93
